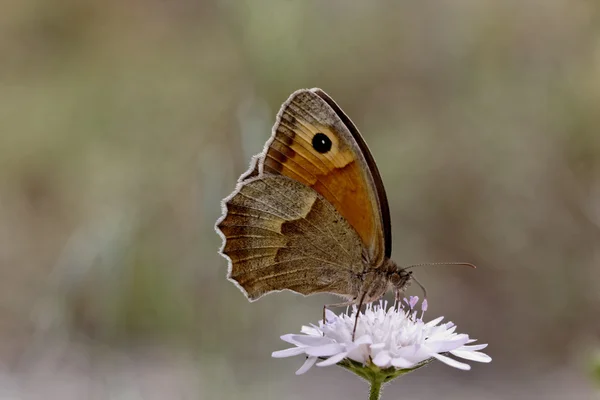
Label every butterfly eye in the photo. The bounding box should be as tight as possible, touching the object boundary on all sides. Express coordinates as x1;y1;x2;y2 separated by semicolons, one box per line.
312;133;332;153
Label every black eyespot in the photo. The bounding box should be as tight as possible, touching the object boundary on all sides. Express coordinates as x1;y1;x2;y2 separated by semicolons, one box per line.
312;133;332;153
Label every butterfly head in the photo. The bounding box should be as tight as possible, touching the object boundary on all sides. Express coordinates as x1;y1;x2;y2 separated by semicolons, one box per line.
384;259;413;293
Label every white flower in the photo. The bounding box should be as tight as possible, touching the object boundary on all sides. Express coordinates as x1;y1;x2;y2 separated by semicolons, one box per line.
272;298;491;375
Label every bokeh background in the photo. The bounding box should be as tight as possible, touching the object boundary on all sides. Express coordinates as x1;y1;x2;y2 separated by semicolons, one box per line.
1;1;600;399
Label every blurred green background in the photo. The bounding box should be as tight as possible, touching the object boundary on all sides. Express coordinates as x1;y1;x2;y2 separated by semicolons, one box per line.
1;0;600;399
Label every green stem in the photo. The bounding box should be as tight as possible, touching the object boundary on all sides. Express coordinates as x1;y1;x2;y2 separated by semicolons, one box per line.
336;358;431;399
369;375;384;400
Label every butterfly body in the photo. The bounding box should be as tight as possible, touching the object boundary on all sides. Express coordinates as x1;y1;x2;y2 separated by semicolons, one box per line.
216;88;412;306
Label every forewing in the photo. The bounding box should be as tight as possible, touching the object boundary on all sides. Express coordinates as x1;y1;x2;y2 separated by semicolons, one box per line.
260;88;390;267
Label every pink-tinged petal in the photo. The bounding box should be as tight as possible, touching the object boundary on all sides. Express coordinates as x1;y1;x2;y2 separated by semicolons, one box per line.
450;350;492;363
316;352;349;367
372;351;392;368
272;347;307;358
305;343;345;357
391;357;416;368
409;296;419;309
429;351;471;370
296;357;317;375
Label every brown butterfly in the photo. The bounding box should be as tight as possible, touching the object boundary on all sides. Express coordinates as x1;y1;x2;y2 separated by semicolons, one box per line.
216;88;473;336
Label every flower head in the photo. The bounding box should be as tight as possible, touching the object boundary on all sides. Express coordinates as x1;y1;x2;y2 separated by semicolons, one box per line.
272;298;491;375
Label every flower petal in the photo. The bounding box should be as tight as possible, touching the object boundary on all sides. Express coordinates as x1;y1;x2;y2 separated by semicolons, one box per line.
346;342;371;364
273;301;490;375
272;347;307;358
296;357;318;375
429;351;471;370
316;352;349;367
305;343;344;357
300;326;321;336
459;343;488;351
290;335;332;347
425;335;470;352
352;335;373;346
450;349;492;363
372;351;392;368
324;309;338;323
279;334;300;345
425;316;445;327
445;325;457;334
393;344;430;363
391;356;416;369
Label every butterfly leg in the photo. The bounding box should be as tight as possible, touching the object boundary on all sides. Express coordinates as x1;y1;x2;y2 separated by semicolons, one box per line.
351;290;368;341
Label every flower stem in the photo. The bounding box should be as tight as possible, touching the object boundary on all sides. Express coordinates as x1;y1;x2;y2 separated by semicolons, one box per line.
337;358;430;399
369;376;384;400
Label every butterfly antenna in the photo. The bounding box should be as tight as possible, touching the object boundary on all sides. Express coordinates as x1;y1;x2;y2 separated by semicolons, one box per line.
402;262;476;271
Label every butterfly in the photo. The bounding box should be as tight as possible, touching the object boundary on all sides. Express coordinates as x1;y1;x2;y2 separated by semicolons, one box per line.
215;88;473;336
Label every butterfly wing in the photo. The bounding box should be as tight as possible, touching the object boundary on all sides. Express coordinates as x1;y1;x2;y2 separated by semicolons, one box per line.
216;175;363;300
260;88;391;267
